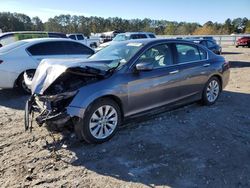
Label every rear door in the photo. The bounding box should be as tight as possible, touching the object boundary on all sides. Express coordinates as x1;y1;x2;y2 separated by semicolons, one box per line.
173;43;212;99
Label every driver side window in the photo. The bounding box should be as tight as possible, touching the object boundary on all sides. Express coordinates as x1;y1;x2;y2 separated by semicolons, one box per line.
137;44;173;69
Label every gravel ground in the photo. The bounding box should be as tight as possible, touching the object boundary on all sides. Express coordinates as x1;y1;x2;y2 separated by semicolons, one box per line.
0;46;250;188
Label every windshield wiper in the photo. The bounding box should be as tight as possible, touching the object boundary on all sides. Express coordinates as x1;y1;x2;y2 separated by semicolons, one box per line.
107;62;121;74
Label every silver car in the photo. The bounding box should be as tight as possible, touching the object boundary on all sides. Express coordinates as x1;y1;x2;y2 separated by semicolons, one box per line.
25;39;230;143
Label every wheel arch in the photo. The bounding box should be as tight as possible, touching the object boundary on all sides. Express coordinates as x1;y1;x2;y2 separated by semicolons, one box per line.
209;74;223;91
14;69;36;87
91;94;124;120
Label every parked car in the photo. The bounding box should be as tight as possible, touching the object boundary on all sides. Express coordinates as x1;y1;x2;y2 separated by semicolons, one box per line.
236;36;250;48
184;36;216;43
25;39;230;144
67;33;100;48
189;39;222;55
202;36;216;43
97;32;156;50
99;30;124;43
0;38;94;93
0;31;67;47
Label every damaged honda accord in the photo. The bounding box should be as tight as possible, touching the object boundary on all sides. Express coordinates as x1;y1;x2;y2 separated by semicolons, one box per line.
25;39;230;143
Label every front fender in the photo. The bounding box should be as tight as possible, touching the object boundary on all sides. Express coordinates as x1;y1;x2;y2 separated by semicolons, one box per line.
68;83;127;118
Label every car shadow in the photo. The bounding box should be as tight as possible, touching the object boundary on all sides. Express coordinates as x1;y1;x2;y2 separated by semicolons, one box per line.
229;61;250;68
43;90;250;187
222;52;242;55
0;89;29;110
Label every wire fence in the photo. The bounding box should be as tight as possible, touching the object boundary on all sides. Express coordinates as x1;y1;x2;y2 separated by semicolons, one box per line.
157;34;250;46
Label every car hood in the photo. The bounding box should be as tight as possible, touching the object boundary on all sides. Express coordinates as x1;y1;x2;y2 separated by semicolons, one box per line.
98;41;120;49
100;41;112;47
28;58;111;95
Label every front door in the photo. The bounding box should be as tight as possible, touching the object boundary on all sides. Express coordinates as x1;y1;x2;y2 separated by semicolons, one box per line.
126;43;186;116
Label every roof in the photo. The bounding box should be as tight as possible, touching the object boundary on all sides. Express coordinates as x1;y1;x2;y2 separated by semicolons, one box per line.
0;31;65;38
21;37;71;43
118;32;156;36
114;38;197;45
67;33;85;36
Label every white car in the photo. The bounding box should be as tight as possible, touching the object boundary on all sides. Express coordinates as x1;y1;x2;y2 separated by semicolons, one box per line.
97;32;156;50
67;33;100;48
0;38;94;93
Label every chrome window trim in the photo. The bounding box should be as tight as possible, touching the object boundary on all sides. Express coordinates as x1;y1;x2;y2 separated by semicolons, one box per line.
174;42;209;64
129;41;209;70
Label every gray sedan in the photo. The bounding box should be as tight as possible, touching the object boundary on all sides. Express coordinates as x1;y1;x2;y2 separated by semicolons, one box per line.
25;39;230;143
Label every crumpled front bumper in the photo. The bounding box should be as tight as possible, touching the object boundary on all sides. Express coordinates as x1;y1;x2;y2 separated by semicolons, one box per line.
24;94;86;131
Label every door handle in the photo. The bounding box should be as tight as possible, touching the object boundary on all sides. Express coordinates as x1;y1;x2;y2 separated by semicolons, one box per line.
203;63;210;67
169;70;179;74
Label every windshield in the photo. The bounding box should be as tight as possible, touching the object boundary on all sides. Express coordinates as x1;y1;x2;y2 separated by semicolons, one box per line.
0;41;27;53
113;34;129;41
89;42;143;68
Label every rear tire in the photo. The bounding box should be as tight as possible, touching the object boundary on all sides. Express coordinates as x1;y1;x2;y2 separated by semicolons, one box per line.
74;98;121;144
201;77;221;106
17;70;35;94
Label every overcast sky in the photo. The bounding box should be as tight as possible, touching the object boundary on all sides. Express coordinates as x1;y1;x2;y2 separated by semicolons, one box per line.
0;0;249;24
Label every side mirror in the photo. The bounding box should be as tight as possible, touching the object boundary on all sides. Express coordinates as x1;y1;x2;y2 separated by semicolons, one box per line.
0;43;2;48
136;62;153;71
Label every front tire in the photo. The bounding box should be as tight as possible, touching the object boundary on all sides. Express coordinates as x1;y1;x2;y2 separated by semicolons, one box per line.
75;98;121;144
202;77;221;105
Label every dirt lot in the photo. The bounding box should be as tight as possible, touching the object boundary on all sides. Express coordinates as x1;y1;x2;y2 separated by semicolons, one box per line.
0;46;250;188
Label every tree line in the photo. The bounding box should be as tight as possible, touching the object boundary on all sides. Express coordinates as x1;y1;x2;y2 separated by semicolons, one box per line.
0;12;249;36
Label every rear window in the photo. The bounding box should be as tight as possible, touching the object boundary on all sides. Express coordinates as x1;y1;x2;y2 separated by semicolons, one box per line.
64;41;93;55
0;41;27;53
200;40;207;47
207;41;215;48
149;34;156;38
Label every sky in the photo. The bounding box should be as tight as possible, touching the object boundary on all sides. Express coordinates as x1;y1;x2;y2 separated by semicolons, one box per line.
0;0;249;24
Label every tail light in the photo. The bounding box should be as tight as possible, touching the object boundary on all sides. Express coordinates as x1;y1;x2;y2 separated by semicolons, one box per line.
0;60;3;64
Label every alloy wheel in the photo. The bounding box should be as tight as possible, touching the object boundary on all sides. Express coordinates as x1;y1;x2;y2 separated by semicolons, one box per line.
89;105;118;139
206;80;220;102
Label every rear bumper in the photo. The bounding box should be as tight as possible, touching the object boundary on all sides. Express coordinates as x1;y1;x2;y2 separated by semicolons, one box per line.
222;69;230;89
236;42;249;46
0;70;18;88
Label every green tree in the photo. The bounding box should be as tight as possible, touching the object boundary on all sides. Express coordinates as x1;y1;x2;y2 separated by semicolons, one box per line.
164;22;177;35
223;18;233;34
245;20;250;33
32;16;44;31
0;12;249;35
